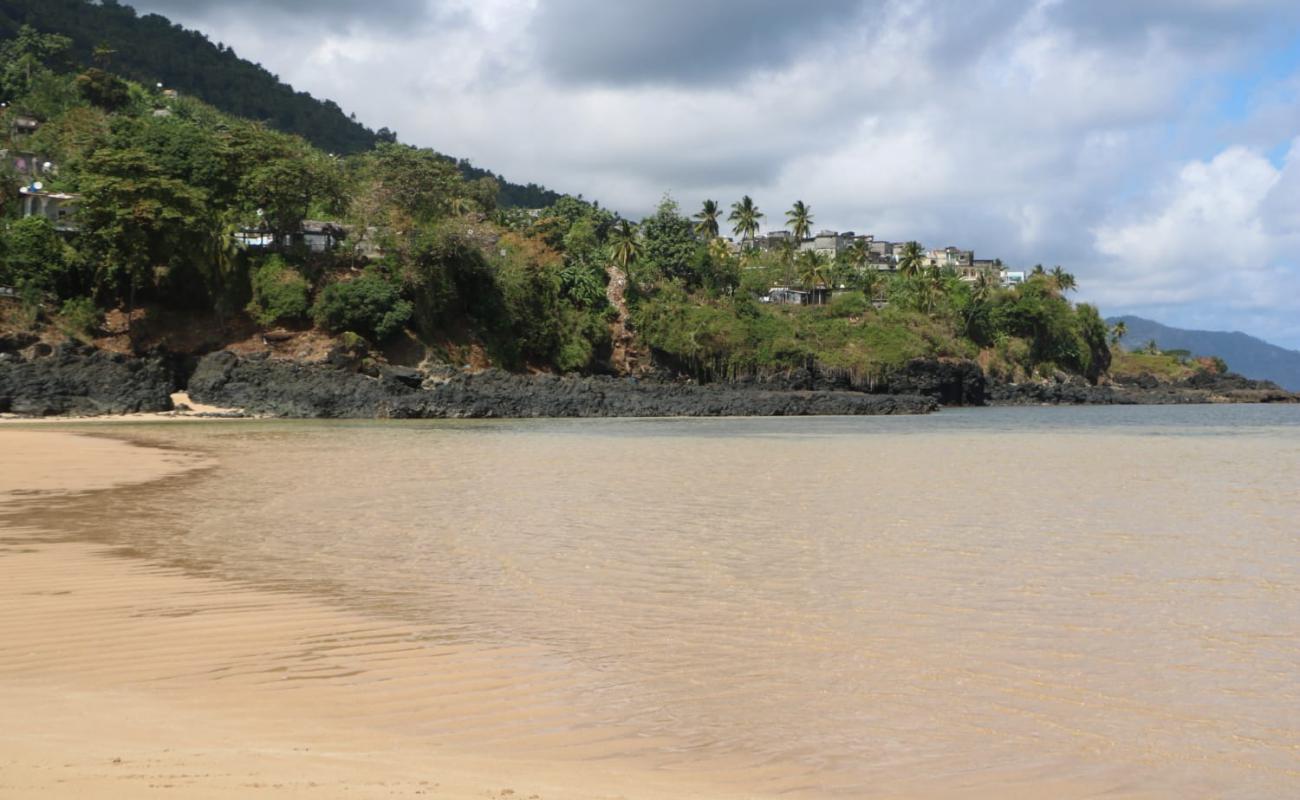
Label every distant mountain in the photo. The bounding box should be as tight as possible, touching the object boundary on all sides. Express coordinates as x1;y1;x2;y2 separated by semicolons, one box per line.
0;0;562;208
1109;316;1300;391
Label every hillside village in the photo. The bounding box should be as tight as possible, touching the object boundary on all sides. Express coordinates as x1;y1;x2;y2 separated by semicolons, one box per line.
731;229;1025;305
6;108;1027;310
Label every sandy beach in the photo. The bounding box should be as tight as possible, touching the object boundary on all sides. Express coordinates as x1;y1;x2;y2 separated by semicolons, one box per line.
0;429;760;800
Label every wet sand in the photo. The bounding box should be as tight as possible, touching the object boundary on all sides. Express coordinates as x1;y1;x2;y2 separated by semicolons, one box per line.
0;430;756;800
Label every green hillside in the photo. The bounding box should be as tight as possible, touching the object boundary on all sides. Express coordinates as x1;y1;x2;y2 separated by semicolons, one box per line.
0;0;561;208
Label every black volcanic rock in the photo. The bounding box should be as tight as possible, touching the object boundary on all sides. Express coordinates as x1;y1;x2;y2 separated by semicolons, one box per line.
0;343;175;416
987;370;1298;406
873;359;985;406
187;351;938;419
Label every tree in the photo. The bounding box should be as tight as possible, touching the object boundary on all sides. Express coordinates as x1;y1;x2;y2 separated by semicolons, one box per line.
641;197;699;283
728;195;763;241
1050;266;1077;293
242;148;346;243
559;261;605;307
355;142;464;229
75;68;130;111
1;216;80;297
694;199;721;239
0;25;72;104
797;250;830;301
843;238;868;271
897;241;926;277
786;200;813;242
312;275;412;341
963;270;996;337
247;255;310;326
1110;320;1128;347
77;147;211;311
858;267;885;302
608;220;641;271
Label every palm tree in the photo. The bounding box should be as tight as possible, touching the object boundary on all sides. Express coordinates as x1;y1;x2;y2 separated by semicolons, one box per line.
898;241;926;278
845;238;868;271
608;219;641;271
797;250;830;303
1110;320;1128;347
964;271;995;335
786;200;813;242
859;268;884;303
694;199;721;240
728;195;764;241
448;195;471;216
1050;266;1077;293
560;262;604;307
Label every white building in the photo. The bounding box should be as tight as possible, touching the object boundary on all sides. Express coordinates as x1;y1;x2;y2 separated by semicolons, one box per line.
19;186;79;232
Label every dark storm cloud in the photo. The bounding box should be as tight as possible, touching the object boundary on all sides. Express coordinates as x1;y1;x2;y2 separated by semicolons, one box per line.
530;0;868;86
1046;0;1300;45
129;0;445;30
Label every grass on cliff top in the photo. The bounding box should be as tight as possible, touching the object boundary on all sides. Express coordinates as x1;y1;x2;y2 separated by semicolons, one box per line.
1109;351;1199;382
633;288;974;382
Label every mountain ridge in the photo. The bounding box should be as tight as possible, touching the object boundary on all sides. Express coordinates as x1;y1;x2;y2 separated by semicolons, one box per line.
0;0;562;208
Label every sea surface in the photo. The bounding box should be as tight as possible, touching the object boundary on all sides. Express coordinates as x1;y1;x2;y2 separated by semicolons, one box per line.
16;405;1300;798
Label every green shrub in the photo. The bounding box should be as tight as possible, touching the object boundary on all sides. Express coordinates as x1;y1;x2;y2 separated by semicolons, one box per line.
312;275;412;341
1;217;79;297
57;296;100;341
246;256;310;326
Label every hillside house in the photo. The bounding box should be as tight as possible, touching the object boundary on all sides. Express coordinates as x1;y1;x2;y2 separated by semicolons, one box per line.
235;220;346;253
927;247;974;269
1001;269;1027;287
764;286;832;306
3;150;56;179
10;115;41;136
800;230;858;259
20;187;79;232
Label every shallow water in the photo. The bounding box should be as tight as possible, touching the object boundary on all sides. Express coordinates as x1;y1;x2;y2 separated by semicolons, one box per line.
12;405;1300;798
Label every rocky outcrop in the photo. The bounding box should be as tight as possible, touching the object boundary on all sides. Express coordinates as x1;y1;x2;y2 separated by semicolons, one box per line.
871;359;985;406
0;343;176;416
717;358;986;406
188;351;938;418
988;370;1299;406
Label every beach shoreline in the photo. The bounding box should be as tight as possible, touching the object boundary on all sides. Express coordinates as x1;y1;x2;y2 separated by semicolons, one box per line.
0;429;767;800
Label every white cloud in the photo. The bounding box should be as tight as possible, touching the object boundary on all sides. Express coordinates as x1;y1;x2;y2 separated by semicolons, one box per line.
1088;143;1300;341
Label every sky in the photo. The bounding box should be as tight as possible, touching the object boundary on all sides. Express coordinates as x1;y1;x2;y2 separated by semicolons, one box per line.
133;0;1300;348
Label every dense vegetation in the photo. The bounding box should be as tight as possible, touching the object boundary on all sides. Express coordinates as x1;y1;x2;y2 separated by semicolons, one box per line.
0;0;562;208
0;29;1167;388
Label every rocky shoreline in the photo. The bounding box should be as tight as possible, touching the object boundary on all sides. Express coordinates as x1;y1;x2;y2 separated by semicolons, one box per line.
987;370;1299;406
2;345;937;418
3;343;1295;419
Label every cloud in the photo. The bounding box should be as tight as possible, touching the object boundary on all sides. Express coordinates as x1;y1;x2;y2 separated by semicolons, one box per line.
529;0;866;87
1087;142;1300;344
133;0;439;27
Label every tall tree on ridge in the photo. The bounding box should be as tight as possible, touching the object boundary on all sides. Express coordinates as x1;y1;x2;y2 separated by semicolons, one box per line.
1050;266;1077;293
898;241;926;278
694;199;722;239
728;195;763;241
786;200;813;242
608;219;642;271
